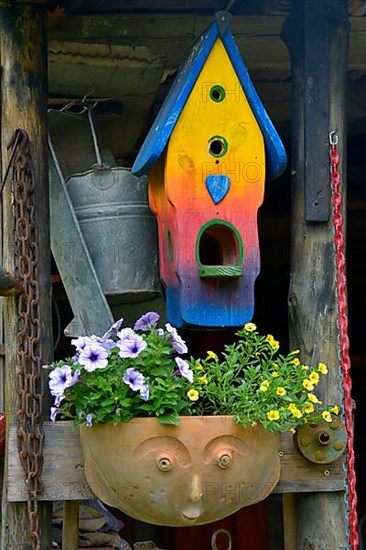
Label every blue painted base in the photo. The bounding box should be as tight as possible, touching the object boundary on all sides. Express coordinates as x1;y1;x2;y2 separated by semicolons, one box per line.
166;285;254;329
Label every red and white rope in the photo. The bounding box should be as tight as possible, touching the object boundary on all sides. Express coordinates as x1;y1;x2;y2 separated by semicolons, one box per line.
330;131;358;549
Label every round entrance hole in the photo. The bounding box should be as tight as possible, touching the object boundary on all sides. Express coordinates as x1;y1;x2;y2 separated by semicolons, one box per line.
209;85;226;103
208;136;228;158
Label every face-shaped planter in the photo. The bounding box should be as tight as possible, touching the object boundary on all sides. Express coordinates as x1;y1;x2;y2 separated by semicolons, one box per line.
80;416;280;526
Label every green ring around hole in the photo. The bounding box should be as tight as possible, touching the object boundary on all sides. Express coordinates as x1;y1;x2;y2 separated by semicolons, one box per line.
209;85;226;103
208;135;228;158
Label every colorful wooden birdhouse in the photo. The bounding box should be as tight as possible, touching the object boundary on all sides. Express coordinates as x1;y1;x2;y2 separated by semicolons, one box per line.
132;12;287;328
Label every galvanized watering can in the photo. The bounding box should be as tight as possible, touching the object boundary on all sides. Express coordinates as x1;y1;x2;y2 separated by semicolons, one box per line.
48;104;161;304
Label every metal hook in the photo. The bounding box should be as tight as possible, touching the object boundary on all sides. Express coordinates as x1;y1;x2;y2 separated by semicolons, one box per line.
329;131;338;146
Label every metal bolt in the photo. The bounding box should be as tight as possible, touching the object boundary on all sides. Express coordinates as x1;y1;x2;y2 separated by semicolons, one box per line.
324;469;330;476
278;450;284;457
315;450;326;461
333;439;344;451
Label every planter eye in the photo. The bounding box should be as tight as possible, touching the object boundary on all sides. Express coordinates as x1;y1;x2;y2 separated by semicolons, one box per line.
218;453;232;469
157;456;173;471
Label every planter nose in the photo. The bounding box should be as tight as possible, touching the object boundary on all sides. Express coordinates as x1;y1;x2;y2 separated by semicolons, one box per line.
189;473;203;503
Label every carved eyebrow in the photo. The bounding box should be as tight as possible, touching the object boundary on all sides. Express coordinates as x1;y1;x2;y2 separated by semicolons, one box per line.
133;436;192;467
203;435;249;465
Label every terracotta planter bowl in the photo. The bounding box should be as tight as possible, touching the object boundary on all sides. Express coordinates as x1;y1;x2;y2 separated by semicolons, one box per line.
80;416;280;526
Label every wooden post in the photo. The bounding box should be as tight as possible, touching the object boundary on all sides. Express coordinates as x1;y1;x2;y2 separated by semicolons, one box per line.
62;501;79;550
0;2;53;549
281;0;350;548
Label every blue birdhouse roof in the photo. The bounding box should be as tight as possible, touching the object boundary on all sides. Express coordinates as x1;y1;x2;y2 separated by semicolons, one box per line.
132;12;287;181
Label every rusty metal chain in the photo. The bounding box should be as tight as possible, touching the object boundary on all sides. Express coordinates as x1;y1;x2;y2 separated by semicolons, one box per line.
8;128;44;550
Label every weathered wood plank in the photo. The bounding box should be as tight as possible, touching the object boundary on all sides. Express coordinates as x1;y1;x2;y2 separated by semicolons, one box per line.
281;0;350;548
0;3;53;548
47;14;365;71
48;151;115;337
62;500;79;550
7;421;345;502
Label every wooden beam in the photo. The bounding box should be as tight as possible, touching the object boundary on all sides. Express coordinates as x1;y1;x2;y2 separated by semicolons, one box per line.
0;3;53;548
7;421;345;502
47;14;365;71
281;0;349;548
62;500;79;550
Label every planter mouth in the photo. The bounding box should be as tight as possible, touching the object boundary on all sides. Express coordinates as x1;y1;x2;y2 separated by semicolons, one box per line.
80;416;281;527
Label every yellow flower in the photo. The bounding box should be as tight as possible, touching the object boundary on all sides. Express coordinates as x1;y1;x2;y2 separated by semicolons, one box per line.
307;393;322;404
303;402;314;414
290;428;296;434
303;379;315;391
244;322;257;332
301;365;309;370
293;349;300;354
322;411;332;423
196;364;204;371
290;358;300;366
288;403;303;418
330;405;339;415
206;351;217;360
187;389;199;401
265;334;280;349
309;371;320;384
273;363;279;369
271;371;279;378
318;362;328;375
260;380;270;392
267;410;280;421
198;374;208;384
276;387;286;396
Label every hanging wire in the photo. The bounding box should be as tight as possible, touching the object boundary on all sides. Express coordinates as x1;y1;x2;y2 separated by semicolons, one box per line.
51;294;61;352
224;0;236;11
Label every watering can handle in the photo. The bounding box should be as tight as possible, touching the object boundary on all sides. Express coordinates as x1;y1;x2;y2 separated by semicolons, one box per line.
87;105;105;168
211;529;232;550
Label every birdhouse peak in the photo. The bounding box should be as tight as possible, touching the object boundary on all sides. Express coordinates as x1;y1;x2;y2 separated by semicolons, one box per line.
132;16;287;181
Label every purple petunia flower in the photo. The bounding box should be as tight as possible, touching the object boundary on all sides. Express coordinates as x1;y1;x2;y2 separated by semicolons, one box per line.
117;328;136;342
165;323;188;354
86;335;116;352
123;367;146;392
175;357;194;383
86;413;96;427
117;334;147;358
139;384;150;401
54;393;65;407
78;344;109;372
71;336;88;352
134;311;160;332
49;365;80;397
50;406;60;422
102;318;124;340
157;328;164;337
72;334;115;353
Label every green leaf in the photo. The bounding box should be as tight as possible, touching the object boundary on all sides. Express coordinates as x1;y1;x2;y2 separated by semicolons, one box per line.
157;414;180;425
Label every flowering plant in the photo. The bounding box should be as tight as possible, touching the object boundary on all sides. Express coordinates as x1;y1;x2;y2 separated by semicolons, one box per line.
48;312;337;432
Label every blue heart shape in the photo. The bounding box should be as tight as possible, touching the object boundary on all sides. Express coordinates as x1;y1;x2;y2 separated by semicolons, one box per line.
205;175;231;204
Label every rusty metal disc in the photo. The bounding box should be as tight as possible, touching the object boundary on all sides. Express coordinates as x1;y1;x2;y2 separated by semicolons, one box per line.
295;415;347;464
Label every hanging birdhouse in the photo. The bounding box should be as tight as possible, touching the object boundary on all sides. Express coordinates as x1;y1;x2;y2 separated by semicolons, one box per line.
132;12;287;328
